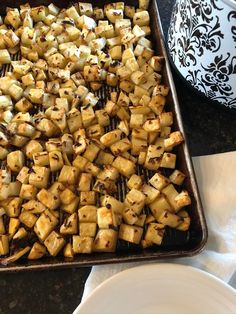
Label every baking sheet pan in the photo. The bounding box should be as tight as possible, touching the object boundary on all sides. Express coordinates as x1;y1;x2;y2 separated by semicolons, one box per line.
0;0;207;272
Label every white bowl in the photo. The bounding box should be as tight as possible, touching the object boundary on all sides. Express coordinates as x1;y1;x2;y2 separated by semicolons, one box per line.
167;0;236;109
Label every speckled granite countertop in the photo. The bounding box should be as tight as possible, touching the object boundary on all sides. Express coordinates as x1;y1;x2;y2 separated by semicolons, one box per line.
1;1;236;314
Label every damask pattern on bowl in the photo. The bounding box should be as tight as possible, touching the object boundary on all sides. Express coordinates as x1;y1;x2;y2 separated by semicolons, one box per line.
168;0;236;109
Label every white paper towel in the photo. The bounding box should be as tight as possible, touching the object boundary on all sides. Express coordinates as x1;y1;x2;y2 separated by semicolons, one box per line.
82;151;236;301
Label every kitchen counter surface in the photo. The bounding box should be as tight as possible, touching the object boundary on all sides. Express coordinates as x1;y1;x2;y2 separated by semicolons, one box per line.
1;1;236;314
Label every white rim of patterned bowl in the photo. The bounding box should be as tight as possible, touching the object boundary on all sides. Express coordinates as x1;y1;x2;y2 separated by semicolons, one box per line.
221;0;236;9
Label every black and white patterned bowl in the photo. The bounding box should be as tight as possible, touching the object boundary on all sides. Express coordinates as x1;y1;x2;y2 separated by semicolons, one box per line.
167;0;236;109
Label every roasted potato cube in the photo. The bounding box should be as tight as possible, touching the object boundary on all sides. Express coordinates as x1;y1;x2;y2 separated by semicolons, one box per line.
16;167;29;184
83;142;100;162
159;112;173;127
4;198;22;217
84;162;100;177
60;188;76;205
8;218;20;240
66;5;80;21
148;95;166;115
31;6;46;22
0;235;9;255
109;45;122;60
164;131;184;150
134;214;146;227
87;124;104;139
48;182;65;197
119;224;143;244
20;184;37;200
45;138;63;153
0;147;8;160
95;109;110;127
100;129;122;147
48;150;64;172
131;137;147;156
122;208;138;225
17;122;35;138
78;173;92;192
19;211;38;228
143;119;161;133
9;181;21;197
6;8;21;29
175;191;191;209
73;155;88;171
78;2;93;16
44;231;65;257
80;191;96;205
79;222;97;237
96;151;114;165
29;166;50;189
169;169;186;186
100;195;124;215
26;140;43;159
0;95;13;110
93;229;117;252
124;5;135;18
63;243;74;258
67;108;82;133
132;128;147;141
160;153;176;169
176;210;191;231
158;210;182;228
0;49;11;64
28;242;46;260
127;174;142;190
162;184;179;212
149;56;164;72
149;195;172;220
72;235;93;254
0;184;10;201
153;84;169;97
7;150;24;172
34;209;58;241
58;165;79;185
81;105;96;127
22;200;46;215
104;100;119;116
138;151;146;165
145;214;156;224
28;88;44;104
142;184;160;204
73;136;87;155
97;165;119;182
106;72;118;87
160;126;171;139
37;189;60;210
110;138;131;155
3;30;20;48
112;156;135;177
149;172;169;191
116;106;130;121
124;188;146;215
33;152;49;167
60;213;78;234
78;205;97;222
97;207;117;229
144;144;163;170
94;7;104;20
62;196;79;214
145;223;164;245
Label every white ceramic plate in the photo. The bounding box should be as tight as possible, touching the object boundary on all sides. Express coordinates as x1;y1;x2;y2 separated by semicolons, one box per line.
74;263;236;314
